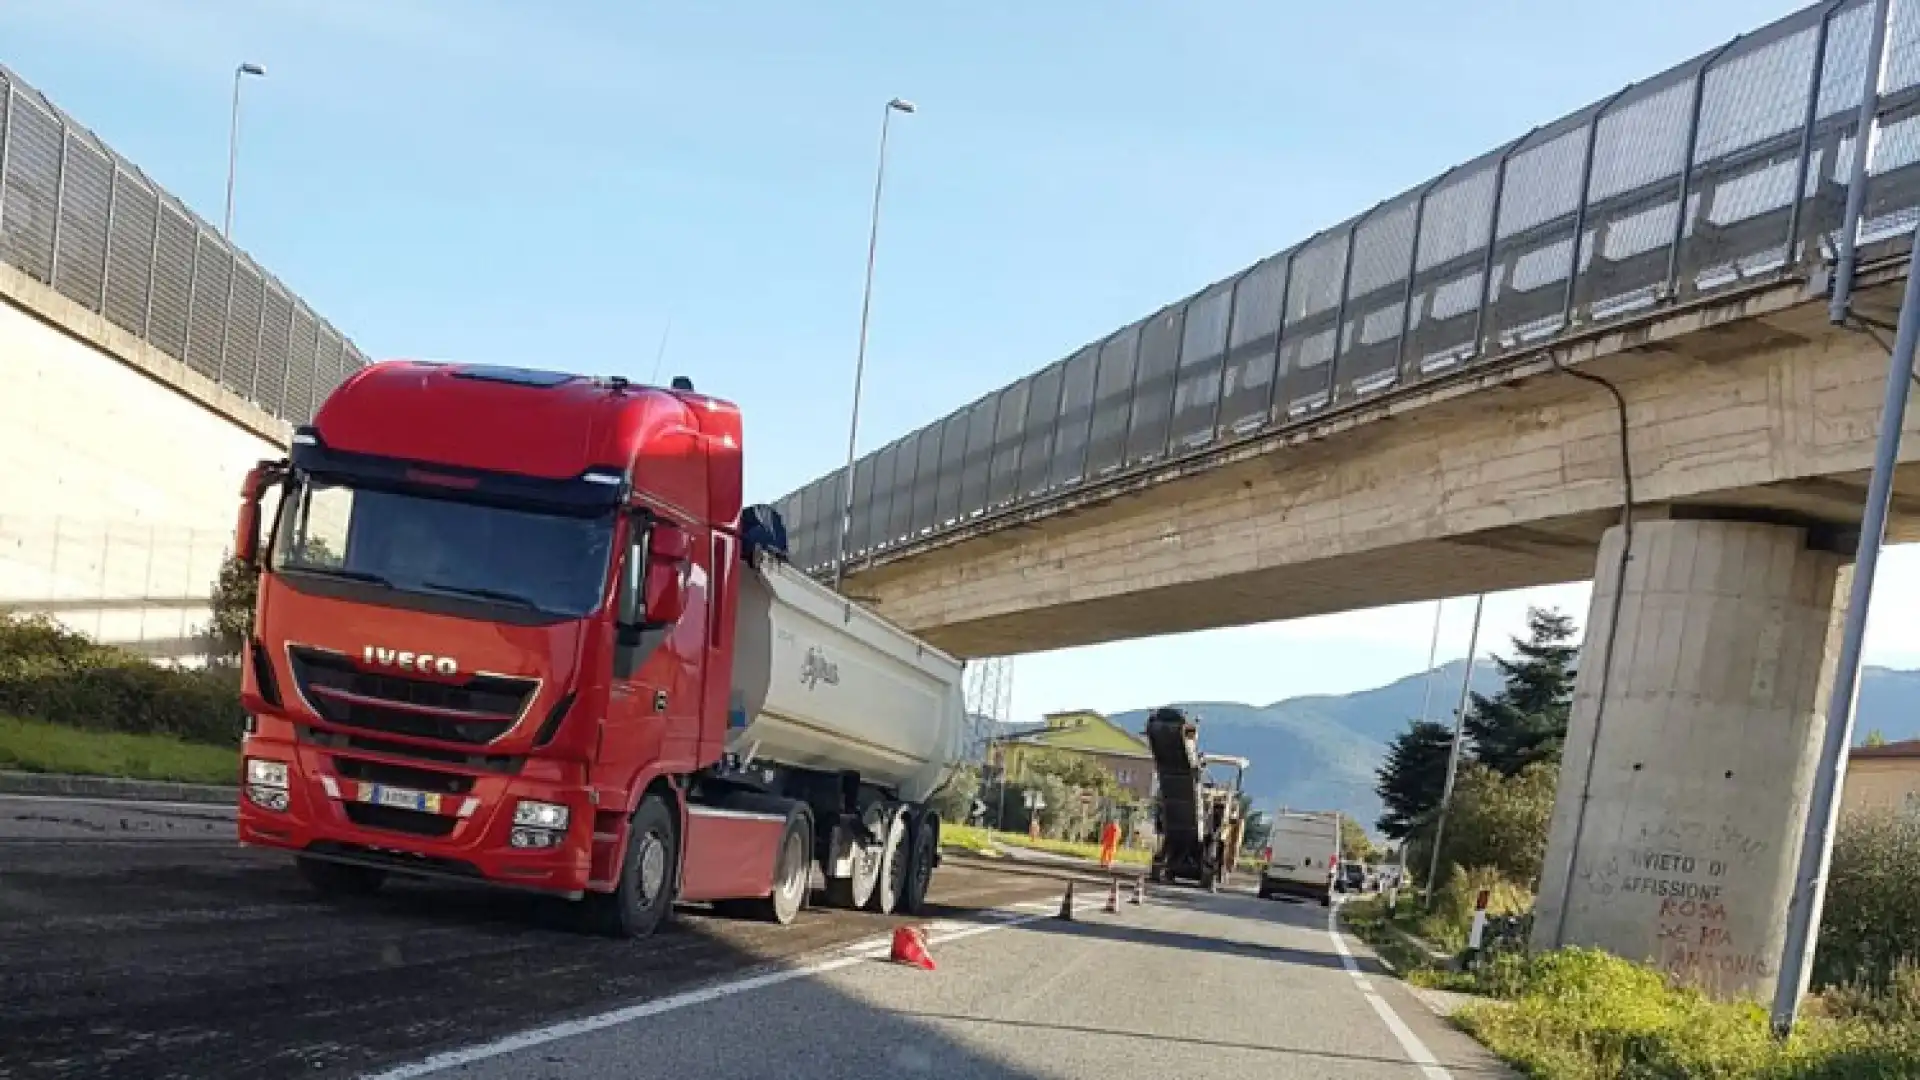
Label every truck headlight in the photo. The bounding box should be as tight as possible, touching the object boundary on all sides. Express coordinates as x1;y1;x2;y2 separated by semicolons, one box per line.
513;800;569;830
246;759;289;788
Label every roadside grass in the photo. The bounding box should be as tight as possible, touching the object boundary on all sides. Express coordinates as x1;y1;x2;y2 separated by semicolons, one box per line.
0;713;238;786
938;823;998;856
988;830;1152;866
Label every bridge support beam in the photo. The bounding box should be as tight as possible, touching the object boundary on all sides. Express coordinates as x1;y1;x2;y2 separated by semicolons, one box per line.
1530;517;1849;1002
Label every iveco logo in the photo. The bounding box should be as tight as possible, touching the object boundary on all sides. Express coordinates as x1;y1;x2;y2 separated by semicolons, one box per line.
799;646;840;690
364;646;459;676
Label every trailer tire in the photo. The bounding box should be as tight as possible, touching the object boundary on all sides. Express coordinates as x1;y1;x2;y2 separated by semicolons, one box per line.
823;804;884;910
866;808;910;914
579;794;677;938
899;815;937;915
296;856;386;897
717;809;812;925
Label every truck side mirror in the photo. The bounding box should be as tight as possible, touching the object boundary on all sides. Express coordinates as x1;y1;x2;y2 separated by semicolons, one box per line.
234;460;285;570
643;522;690;626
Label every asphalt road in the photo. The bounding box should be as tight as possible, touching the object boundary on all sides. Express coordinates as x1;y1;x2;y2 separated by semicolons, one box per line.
0;795;1509;1079
366;873;1514;1079
0;795;1076;1080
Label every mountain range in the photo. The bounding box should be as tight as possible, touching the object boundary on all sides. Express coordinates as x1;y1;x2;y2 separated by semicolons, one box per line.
1012;662;1920;836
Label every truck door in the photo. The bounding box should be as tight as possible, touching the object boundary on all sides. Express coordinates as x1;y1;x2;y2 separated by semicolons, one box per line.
602;512;710;780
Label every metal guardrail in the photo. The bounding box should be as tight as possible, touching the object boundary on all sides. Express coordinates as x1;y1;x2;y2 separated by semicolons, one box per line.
774;0;1920;578
0;64;368;427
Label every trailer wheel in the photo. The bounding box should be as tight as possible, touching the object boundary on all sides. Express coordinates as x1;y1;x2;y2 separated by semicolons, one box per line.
823;805;884;910
296;856;386;897
718;810;812;925
866;808;910;914
579;794;677;938
899;816;937;915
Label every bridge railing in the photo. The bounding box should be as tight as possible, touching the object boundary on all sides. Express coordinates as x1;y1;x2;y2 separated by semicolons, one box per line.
776;0;1920;579
0;65;368;427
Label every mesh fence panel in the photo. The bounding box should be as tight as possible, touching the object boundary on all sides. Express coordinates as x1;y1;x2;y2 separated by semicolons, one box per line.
1277;233;1346;417
1019;360;1065;497
1218;255;1285;434
225;263;264;399
958;394;998;519
1086;326;1140;478
1337;197;1418;399
53;133;111;310
1125;304;1183;466
103;171;155;337
1169;279;1233;450
987;378;1029;509
1050;345;1099;490
1;91;60;282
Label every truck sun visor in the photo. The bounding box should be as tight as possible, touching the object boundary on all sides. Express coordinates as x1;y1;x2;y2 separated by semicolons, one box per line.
289;428;628;515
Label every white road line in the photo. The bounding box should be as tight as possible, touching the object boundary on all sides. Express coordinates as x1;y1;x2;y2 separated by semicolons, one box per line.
359;907;1049;1080
1326;905;1453;1080
0;792;235;814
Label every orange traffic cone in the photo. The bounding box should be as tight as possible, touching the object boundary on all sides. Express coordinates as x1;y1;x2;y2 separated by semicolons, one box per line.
1056;880;1076;920
1103;877;1120;914
890;925;935;970
1130;877;1145;905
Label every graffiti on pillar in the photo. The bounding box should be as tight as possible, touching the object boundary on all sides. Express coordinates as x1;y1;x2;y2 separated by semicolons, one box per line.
1617;821;1773;989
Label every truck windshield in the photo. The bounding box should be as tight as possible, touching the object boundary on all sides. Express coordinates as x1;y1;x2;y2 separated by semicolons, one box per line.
271;478;615;618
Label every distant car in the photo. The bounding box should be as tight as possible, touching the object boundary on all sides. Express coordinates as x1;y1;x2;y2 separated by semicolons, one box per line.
1339;861;1367;893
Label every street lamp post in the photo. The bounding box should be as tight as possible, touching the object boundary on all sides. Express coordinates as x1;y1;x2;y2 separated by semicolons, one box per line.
1424;592;1486;907
832;97;915;593
224;62;266;240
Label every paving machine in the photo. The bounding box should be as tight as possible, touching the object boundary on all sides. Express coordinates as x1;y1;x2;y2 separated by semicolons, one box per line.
1144;706;1248;891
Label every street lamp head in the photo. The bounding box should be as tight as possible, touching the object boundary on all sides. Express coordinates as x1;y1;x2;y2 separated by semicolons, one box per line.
887;98;916;114
238;63;266;77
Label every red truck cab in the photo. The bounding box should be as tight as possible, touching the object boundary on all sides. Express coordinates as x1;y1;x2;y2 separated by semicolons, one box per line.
234;361;798;936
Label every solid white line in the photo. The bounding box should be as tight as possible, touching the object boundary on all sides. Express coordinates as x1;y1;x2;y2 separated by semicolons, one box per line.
0;792;234;815
1326;905;1452;1080
359;907;1048;1080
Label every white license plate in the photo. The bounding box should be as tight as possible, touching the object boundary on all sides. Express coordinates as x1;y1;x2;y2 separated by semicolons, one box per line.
357;781;441;814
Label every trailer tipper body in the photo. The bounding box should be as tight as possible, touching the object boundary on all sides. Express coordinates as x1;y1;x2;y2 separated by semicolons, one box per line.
233;360;967;935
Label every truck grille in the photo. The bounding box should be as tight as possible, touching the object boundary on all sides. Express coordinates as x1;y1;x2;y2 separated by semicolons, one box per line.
289;646;537;746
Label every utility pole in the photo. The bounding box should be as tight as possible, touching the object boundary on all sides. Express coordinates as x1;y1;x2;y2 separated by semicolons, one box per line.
1424;592;1485;906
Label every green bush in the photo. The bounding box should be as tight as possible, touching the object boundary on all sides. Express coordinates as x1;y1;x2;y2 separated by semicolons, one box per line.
1813;809;1920;993
0;614;244;748
1420;864;1534;952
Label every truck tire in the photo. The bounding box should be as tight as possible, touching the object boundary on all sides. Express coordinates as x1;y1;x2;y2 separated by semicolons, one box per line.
823;806;884;910
899;815;937;915
865;808;910;914
715;809;811;925
579;794;677;938
296;856;386;897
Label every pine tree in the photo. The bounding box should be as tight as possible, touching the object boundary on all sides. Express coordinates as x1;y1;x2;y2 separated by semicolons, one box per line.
1375;719;1455;839
1465;606;1578;777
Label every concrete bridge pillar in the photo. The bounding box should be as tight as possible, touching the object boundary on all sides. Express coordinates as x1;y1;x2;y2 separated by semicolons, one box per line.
1530;517;1849;1002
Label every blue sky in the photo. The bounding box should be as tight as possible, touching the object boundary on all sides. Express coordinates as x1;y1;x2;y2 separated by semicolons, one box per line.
8;0;1918;722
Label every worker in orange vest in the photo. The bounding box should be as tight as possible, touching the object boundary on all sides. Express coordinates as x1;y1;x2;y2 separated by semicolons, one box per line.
1099;818;1121;870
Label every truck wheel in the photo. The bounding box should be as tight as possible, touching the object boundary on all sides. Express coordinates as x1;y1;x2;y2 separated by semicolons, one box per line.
579;794;677;938
866;809;910;914
717;810;812;925
296;856;386;897
823;807;883;910
899;816;937;915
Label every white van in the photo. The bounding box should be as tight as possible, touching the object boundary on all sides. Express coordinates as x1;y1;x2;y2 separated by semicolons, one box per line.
1258;810;1340;905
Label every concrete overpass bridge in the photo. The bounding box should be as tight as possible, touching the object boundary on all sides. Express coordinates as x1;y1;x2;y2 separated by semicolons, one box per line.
773;0;1920;1006
0;63;367;657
